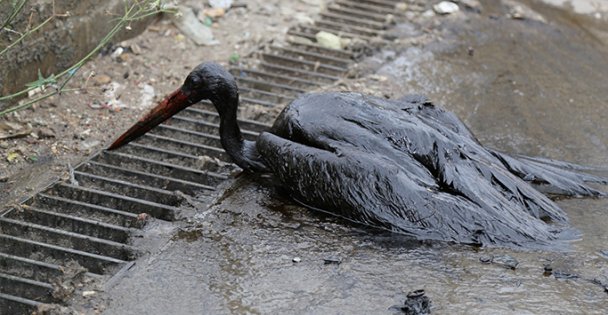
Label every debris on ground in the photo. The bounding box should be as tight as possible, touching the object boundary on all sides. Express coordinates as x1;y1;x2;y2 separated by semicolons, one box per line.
292;257;302;263
389;289;431;315
0;121;33;140
479;254;519;270
172;6;218;46
209;0;233;10
315;31;343;50
433;1;459;15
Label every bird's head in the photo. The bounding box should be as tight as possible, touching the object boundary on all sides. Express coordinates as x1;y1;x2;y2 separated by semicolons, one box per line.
108;62;238;150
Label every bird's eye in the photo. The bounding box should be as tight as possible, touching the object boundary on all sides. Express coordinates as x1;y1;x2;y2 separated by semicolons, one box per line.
187;75;201;86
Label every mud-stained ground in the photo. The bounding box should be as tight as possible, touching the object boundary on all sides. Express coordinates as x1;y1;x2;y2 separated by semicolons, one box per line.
3;0;608;314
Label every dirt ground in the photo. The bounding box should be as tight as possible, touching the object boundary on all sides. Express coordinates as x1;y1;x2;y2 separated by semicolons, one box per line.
0;0;327;209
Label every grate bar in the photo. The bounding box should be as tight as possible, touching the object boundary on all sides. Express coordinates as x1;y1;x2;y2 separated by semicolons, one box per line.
73;171;180;206
316;19;382;37
320;11;386;29
262;53;348;74
111;143;229;179
270;45;352;66
0;217;136;261
0;234;124;274
334;0;398;15
231;67;323;87
0;292;41;314
258;61;341;81
239;87;296;103
0;252;63;283
236;76;308;94
241;96;281;108
141;133;230;162
328;4;393;22
296;25;379;41
50;183;179;221
0;272;53;303
5;206;131;243
103;150;227;188
83;161;213;194
170;115;261;139
33;194;138;228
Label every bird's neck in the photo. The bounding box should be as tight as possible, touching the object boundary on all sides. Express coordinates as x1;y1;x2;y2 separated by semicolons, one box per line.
216;95;266;172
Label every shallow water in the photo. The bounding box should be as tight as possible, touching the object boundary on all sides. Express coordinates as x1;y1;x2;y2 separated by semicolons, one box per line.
103;2;608;314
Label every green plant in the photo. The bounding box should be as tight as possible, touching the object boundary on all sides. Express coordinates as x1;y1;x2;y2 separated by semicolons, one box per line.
0;0;175;117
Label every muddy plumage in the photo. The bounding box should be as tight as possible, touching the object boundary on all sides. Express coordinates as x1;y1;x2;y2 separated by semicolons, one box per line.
110;62;607;247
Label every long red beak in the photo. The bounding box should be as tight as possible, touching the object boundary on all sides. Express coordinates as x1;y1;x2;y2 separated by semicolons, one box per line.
108;87;190;150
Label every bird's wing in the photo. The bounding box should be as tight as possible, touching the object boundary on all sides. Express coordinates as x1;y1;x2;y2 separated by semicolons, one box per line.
257;132;564;247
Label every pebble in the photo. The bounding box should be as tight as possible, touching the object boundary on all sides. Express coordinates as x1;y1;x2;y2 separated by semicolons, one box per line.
433;1;459;15
93;74;112;86
82;290;96;297
38;127;56;138
209;0;232;9
130;43;142;55
110;47;124;59
492;255;519;270
292;257;301;263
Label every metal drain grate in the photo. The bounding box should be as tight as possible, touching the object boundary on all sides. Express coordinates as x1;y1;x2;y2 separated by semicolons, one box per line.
0;0;405;312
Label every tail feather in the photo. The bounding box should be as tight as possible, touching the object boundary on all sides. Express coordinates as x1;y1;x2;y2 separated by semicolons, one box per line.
489;150;607;197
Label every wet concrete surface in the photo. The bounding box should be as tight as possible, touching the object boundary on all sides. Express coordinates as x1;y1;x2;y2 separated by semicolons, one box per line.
101;2;608;314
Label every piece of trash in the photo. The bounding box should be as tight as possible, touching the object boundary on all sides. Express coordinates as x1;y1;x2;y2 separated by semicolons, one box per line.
172;6;219;46
0;121;33;140
27;86;45;98
139;83;156;109
479;255;493;264
203;7;225;19
6;151;21;163
315;31;343;50
543;264;553;276
209;0;232;9
82;290;96;297
323;257;342;265
492;255;519;270
434;1;459;15
111;47;124;60
389;289;431;315
229;52;240;64
292;257;301;263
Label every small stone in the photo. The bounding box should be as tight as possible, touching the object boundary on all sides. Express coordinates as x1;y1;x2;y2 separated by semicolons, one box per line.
130;43;142;55
93;74;112;86
433;1;459;15
492;255;519;270
82;290;96;297
118;53;130;63
479;255;493;264
292;257;301;263
315;31;343;50
38;127;55;138
458;0;482;12
110;47;124;59
421;10;436;18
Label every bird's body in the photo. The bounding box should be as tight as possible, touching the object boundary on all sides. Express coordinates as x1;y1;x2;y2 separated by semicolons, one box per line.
109;63;607;247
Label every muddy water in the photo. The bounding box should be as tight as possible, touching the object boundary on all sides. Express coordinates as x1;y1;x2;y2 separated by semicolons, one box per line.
103;3;608;315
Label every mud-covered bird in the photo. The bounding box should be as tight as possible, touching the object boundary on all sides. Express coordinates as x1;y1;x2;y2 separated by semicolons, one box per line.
109;62;607;247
